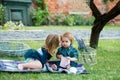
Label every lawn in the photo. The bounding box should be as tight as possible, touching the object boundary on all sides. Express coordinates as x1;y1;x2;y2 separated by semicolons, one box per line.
0;40;120;80
24;25;120;30
0;25;120;80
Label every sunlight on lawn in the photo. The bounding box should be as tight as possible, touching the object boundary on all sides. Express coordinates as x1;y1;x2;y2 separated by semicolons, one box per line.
0;40;120;80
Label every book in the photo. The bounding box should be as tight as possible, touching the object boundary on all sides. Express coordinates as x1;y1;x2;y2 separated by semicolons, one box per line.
60;56;70;68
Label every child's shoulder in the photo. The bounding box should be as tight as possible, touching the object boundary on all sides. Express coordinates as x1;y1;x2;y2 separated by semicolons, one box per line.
70;45;77;49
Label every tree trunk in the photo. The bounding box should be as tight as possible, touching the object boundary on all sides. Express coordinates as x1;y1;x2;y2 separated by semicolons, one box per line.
90;28;100;48
90;20;106;48
89;0;120;49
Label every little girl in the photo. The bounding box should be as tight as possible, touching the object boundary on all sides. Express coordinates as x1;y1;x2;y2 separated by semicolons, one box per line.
56;32;78;69
18;34;60;70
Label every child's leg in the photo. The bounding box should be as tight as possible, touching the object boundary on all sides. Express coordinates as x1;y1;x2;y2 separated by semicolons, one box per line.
18;60;42;70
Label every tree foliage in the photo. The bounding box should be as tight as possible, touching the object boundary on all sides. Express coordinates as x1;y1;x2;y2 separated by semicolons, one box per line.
35;0;46;10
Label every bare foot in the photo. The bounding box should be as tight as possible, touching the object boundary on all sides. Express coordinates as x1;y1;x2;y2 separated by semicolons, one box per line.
18;64;23;70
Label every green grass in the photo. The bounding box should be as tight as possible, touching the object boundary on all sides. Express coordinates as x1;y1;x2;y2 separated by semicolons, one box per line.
0;25;120;79
0;40;120;80
25;25;120;30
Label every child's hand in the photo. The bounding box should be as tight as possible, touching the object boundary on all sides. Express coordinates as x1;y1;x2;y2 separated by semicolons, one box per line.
66;64;71;70
67;57;77;61
51;64;57;70
66;57;71;60
59;55;63;59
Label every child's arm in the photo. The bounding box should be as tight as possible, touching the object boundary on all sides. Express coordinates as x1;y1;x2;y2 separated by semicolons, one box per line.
56;54;63;59
67;57;77;61
67;47;78;61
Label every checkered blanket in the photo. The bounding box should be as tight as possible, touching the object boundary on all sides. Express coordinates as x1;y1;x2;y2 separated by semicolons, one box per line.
0;60;88;74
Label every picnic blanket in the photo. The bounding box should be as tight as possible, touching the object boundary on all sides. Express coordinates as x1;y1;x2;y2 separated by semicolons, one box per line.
0;60;88;74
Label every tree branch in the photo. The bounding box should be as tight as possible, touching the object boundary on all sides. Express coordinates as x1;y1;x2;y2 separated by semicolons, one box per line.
89;0;101;17
103;1;120;22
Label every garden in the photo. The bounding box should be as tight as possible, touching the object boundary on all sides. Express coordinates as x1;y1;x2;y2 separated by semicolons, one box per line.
0;25;120;80
0;0;120;79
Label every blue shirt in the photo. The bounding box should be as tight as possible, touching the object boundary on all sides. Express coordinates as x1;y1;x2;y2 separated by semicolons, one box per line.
56;45;78;67
57;45;78;58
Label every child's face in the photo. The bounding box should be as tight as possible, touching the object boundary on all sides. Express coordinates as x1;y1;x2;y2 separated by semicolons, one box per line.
59;36;62;46
61;37;71;48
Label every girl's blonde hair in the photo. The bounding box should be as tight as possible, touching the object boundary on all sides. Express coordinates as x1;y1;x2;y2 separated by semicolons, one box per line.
44;34;60;56
61;32;74;45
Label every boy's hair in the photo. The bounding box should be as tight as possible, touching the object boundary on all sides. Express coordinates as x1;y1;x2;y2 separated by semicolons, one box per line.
45;34;60;56
61;32;74;45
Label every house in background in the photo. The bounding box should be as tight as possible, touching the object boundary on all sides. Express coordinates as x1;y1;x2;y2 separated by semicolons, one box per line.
45;0;120;25
47;0;91;17
1;0;120;26
2;0;32;25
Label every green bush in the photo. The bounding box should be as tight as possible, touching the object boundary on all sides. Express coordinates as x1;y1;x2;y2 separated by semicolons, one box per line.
54;14;66;25
35;0;45;10
74;15;86;26
0;4;5;25
42;16;53;25
40;14;94;26
85;16;95;25
64;15;75;26
32;8;49;26
74;15;94;26
43;14;66;25
62;14;94;26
